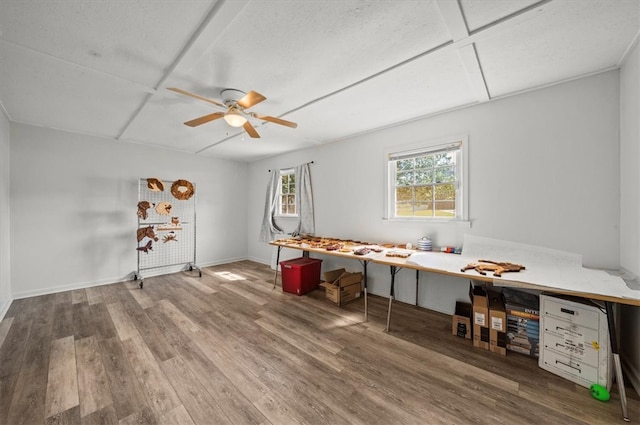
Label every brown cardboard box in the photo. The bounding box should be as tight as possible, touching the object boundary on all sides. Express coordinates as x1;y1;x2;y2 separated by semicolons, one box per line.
320;269;362;306
452;301;472;339
488;290;507;355
471;284;490;350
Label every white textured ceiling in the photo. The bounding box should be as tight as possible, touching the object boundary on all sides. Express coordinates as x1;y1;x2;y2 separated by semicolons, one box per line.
1;0;638;162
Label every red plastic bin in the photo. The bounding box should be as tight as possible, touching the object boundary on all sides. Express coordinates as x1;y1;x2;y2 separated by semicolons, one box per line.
279;257;323;295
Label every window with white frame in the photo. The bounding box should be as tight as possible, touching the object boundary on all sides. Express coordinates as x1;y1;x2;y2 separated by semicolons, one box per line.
387;139;465;220
277;169;297;216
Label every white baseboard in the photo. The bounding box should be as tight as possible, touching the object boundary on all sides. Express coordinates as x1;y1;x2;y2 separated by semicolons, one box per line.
0;297;12;322
11;256;251;300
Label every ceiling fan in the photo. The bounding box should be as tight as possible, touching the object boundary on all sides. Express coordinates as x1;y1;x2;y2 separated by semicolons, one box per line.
167;87;297;138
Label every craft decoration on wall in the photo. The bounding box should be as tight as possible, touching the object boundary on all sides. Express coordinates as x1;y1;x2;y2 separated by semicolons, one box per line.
137;201;154;220
171;179;195;200
137;225;159;242
137;240;153;254
155;202;173;215
158;217;182;231
162;232;178;243
460;260;526;277
147;178;165;191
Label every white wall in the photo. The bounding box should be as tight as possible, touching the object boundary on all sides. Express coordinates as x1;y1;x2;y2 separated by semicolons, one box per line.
248;70;621;314
10;124;248;298
0;111;11;318
619;39;640;396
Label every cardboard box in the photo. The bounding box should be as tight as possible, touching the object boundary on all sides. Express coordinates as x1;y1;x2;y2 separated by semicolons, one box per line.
503;287;540;358
488;290;507;355
320;268;362;306
279;257;323;295
452;301;472;339
470;284;490;350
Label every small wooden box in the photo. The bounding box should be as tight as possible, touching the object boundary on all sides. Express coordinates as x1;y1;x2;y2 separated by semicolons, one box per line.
320;268;362;306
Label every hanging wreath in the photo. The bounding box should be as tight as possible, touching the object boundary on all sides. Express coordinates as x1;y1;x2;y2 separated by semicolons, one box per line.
171;179;195;200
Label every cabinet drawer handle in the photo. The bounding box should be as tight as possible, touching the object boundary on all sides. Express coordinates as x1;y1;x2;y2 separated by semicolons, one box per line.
555;359;581;373
560;307;575;315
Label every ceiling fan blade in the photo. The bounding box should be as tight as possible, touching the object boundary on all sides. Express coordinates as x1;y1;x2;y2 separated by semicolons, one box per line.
237;91;266;109
184;112;224;127
252;113;298;128
167;87;225;108
243;121;260;138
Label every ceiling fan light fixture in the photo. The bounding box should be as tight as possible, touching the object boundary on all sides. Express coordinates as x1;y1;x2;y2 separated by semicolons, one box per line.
223;109;247;127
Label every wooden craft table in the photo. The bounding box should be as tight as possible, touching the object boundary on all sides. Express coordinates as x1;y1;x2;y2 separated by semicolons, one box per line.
269;240;382;321
372;252;640;422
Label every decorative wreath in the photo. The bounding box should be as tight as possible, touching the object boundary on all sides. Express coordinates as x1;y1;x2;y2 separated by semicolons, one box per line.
171;179;195;200
146;177;165;192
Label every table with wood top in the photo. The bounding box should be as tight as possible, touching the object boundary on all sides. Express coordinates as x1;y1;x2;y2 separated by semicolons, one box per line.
373;252;640;422
269;240;381;321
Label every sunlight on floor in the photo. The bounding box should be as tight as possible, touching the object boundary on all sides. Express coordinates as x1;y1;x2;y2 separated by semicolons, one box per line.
215;271;246;281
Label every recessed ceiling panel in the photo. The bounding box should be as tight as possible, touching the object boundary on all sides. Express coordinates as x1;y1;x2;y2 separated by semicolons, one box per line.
459;0;542;32
476;0;640;97
167;0;452;118
267;48;478;145
0;43;148;138
0;0;218;87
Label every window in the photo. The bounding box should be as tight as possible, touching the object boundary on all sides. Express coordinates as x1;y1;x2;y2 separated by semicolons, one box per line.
387;138;466;220
277;169;297;216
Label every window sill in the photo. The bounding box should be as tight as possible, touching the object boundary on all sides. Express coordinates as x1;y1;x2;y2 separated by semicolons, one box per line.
384;217;471;227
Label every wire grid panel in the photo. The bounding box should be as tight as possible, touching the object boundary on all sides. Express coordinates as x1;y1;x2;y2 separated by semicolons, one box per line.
137;178;196;275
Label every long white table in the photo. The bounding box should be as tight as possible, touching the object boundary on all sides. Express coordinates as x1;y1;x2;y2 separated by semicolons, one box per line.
373;251;640;422
270;237;640;421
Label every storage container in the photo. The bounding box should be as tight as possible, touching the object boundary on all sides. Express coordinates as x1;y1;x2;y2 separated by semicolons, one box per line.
279;257;323;295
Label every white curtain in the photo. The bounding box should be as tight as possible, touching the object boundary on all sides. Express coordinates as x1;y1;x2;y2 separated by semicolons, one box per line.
292;163;315;236
259;171;284;242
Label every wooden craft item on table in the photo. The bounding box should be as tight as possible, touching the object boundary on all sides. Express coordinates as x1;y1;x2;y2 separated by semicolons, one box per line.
461;259;525;277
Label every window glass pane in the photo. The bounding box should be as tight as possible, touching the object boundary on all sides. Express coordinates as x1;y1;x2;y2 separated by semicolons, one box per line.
435;201;455;217
396;202;413;216
396;159;414;171
289;182;295;194
414;202;433;216
415;156;434;169
289;174;295;184
434;184;455;200
287;205;296;214
396;187;413;202
414;186;432;201
287;195;295;205
434;152;454;167
414;170;433;184
434;166;455;183
396;171;414;186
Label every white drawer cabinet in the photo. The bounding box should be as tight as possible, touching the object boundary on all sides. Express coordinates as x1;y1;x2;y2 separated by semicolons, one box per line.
539;294;612;389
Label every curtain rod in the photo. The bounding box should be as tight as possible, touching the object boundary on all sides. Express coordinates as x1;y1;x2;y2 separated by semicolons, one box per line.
268;161;314;172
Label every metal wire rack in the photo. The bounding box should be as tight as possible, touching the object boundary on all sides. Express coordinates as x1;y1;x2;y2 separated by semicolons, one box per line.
134;178;200;288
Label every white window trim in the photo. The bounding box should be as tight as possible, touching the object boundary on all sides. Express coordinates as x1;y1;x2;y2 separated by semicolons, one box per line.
383;134;469;223
276;168;298;218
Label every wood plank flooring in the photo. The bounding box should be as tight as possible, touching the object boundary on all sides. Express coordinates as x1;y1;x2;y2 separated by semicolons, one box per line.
0;260;638;424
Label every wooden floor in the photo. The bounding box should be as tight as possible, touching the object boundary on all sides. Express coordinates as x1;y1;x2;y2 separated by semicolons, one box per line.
0;261;638;425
